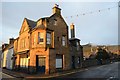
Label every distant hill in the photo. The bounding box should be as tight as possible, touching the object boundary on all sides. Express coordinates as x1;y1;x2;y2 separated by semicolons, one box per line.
82;43;120;58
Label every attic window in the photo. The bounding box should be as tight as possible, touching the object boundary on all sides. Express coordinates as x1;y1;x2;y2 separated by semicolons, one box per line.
54;19;57;25
23;26;27;31
37;19;43;26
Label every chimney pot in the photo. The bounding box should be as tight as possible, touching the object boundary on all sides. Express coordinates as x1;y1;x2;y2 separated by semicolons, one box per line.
70;23;75;38
52;4;61;14
9;38;14;44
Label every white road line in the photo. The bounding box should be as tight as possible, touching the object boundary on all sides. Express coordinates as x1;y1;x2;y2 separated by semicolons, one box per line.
2;73;14;78
85;69;88;70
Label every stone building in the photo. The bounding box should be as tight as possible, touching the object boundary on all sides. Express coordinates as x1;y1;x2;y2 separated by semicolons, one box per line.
14;4;71;74
69;23;83;68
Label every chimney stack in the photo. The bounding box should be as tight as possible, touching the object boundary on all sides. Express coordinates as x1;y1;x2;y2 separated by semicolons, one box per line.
2;44;8;50
70;23;75;38
9;38;14;44
52;4;61;14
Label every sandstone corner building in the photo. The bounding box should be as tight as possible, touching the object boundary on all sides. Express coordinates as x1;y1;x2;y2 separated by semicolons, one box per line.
14;4;83;74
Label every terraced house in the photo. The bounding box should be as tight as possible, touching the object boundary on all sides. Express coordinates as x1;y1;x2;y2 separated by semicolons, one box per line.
14;4;71;74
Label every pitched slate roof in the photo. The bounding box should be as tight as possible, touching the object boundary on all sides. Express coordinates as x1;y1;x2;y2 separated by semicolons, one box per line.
25;16;49;29
25;13;66;30
37;17;49;22
25;18;37;29
69;38;80;41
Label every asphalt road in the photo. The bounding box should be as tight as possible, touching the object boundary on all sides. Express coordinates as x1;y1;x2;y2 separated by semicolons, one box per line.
2;72;14;78
0;62;119;80
0;68;14;79
55;62;119;79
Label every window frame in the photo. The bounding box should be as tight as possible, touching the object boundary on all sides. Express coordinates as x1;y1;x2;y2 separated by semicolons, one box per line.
46;32;51;45
62;35;66;46
38;32;44;44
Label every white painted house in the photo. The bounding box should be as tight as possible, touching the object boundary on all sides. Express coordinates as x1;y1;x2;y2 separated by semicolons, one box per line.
2;48;8;68
2;38;15;69
6;44;14;70
0;47;2;68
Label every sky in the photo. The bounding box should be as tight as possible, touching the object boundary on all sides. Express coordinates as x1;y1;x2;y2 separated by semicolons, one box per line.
0;1;119;45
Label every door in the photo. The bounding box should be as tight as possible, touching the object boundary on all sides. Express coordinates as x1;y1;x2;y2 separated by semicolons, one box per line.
72;56;75;69
56;54;63;69
36;56;45;73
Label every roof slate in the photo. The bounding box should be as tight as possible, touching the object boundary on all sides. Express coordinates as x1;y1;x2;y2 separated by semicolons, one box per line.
25;13;64;30
25;18;37;29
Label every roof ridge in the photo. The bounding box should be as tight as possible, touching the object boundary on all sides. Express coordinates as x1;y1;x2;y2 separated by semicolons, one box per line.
25;18;36;22
25;18;37;29
37;16;50;22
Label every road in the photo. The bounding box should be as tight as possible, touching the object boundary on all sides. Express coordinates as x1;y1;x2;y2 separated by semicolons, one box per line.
2;72;14;78
0;68;14;79
55;62;119;79
0;62;119;79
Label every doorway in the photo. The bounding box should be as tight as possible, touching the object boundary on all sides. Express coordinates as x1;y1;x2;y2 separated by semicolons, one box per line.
36;55;45;73
72;56;75;69
56;54;63;69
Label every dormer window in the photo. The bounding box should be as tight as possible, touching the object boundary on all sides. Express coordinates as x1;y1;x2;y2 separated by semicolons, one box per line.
53;19;57;25
38;32;44;44
23;26;27;31
37;19;43;27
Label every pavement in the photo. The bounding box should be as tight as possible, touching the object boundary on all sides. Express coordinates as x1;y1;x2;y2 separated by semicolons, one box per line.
2;67;84;79
2;72;14;78
1;62;120;79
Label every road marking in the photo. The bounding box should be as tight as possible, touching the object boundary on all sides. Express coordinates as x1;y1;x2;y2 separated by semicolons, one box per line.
85;69;88;70
2;73;14;78
106;76;115;80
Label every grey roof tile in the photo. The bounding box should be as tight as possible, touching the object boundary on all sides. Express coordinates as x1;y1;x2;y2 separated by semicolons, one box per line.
25;18;37;29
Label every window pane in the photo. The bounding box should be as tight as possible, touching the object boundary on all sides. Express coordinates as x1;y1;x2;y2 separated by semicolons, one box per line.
47;33;51;44
62;36;65;40
62;36;66;46
47;33;51;38
40;33;44;38
62;41;65;46
38;32;44;44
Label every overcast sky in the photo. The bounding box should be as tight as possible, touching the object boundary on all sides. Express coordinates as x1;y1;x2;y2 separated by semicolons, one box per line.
1;1;119;45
